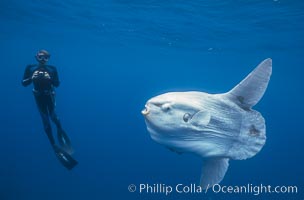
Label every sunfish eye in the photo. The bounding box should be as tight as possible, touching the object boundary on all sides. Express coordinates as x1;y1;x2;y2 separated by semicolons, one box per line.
183;113;192;122
161;103;171;112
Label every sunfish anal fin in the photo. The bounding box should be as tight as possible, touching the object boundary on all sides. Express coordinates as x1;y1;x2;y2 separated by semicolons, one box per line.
200;158;229;190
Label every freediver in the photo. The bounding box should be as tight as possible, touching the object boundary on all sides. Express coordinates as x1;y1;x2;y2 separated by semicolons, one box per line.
22;49;77;170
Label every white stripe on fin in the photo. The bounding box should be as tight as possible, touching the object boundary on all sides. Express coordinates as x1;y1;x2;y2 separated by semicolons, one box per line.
224;58;272;109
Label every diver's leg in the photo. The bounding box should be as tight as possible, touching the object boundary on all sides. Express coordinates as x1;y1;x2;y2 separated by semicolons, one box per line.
41;113;55;146
49;104;63;131
34;94;56;146
48;92;63;130
34;93;78;170
48;93;73;154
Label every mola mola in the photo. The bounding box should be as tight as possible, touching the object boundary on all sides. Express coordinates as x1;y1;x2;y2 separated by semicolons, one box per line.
141;59;272;189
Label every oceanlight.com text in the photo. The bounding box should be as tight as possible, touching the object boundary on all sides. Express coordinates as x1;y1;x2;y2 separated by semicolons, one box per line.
207;183;298;196
128;183;298;196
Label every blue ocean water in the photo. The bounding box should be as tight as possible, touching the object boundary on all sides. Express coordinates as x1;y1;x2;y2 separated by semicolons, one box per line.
0;0;303;199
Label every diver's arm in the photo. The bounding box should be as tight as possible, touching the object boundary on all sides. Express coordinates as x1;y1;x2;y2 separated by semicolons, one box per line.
22;65;33;87
22;78;32;86
52;67;60;87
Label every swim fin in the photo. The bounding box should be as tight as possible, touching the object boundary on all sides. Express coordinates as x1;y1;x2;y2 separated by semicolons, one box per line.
53;145;78;170
57;128;74;154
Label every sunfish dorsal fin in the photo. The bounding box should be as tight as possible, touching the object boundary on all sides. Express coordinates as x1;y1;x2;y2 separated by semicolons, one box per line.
224;58;272;109
200;158;229;189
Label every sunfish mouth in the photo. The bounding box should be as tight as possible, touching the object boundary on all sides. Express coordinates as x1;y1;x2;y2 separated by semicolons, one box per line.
141;105;150;116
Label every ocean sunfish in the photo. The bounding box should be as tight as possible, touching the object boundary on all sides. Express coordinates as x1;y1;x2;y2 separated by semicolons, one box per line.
141;59;272;189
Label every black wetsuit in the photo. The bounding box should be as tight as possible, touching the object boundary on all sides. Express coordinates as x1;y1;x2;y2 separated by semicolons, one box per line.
22;64;62;146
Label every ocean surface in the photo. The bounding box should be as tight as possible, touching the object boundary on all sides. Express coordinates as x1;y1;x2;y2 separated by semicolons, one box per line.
0;0;303;199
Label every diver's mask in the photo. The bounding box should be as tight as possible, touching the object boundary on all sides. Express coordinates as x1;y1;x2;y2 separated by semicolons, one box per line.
35;50;50;63
36;54;49;62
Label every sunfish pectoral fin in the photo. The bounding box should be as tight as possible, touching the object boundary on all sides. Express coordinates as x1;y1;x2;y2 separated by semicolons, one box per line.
224;58;272;109
200;158;229;190
190;111;211;127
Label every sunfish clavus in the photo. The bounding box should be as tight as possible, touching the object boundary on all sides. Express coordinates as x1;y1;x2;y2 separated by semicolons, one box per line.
141;58;272;189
